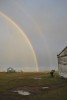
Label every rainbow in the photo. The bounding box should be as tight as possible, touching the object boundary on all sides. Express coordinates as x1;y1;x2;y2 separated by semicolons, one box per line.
15;1;52;68
0;11;39;72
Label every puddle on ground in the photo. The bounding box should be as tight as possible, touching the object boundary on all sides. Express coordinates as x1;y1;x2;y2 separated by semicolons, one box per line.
34;77;41;79
42;87;49;89
12;86;49;95
13;90;31;95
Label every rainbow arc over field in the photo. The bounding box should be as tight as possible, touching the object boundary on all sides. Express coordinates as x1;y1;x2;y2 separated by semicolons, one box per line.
0;11;39;72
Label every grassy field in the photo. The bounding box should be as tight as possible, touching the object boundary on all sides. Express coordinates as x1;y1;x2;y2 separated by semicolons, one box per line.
0;72;67;100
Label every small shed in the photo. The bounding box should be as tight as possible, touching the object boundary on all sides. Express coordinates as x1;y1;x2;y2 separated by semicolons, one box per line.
7;67;15;73
57;46;67;78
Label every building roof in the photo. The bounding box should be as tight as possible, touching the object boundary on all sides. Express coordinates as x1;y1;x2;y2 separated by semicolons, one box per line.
57;46;67;57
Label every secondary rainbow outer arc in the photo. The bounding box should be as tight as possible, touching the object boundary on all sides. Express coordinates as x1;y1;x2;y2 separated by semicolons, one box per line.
15;2;52;68
0;11;39;72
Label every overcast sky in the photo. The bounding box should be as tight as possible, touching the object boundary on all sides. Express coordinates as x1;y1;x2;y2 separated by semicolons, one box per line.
0;0;67;71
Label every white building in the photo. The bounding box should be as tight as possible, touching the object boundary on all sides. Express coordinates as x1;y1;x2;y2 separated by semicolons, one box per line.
7;67;15;73
57;46;67;78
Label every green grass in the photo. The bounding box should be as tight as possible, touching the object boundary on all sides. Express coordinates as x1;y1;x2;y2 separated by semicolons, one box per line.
0;72;67;100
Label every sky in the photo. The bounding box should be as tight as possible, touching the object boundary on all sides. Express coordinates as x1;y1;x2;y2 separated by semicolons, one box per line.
0;0;67;71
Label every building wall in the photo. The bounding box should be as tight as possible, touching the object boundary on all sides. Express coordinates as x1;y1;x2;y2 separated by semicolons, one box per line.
58;47;67;78
59;64;67;78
